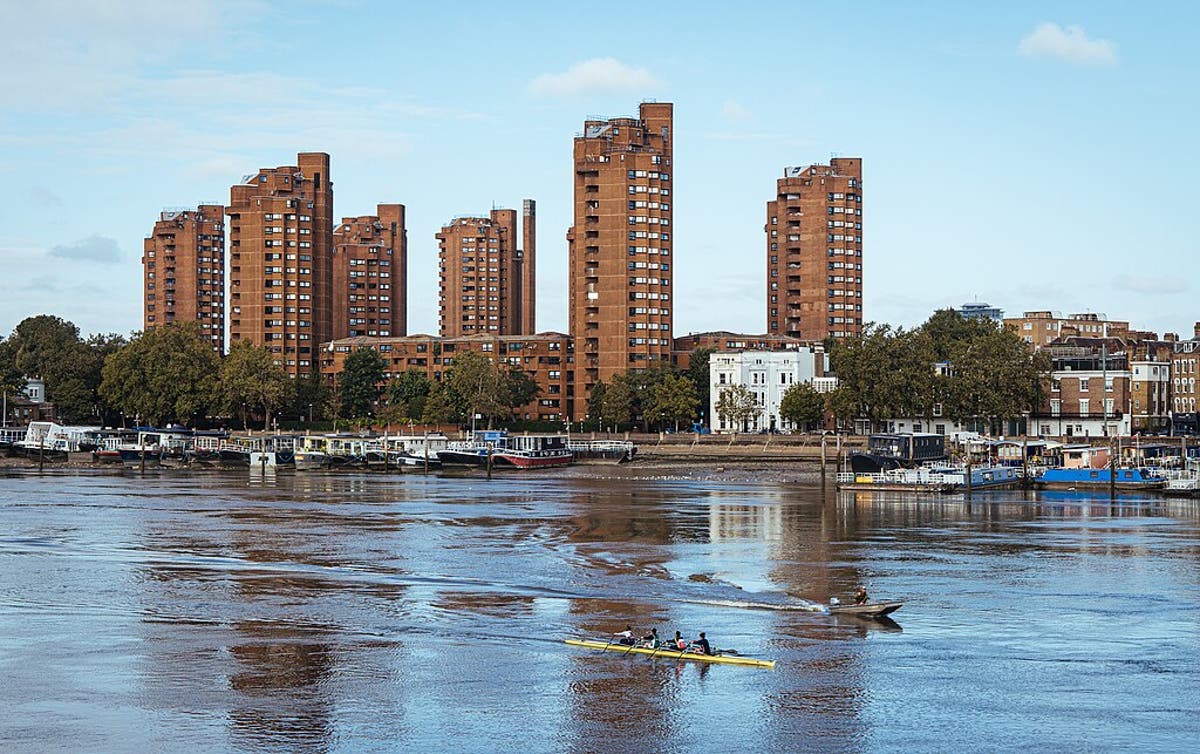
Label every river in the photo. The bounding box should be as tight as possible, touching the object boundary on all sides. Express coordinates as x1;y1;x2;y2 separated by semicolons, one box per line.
1;468;1197;752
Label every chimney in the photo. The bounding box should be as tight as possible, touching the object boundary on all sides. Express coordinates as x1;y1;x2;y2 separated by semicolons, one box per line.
1194;321;1200;340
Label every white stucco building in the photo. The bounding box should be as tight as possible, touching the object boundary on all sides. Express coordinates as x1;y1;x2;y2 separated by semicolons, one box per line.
709;348;835;433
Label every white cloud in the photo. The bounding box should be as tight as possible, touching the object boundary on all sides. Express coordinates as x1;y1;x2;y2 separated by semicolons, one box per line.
49;235;123;265
721;99;752;122
1018;22;1117;66
529;58;661;96
1112;274;1188;295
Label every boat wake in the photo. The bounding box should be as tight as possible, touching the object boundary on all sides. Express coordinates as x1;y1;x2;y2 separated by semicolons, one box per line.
686;598;824;612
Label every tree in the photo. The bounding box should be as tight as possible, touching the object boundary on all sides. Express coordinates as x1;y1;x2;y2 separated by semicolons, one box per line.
5;315;105;423
385;370;433;423
714;384;762;434
443;351;513;428
420;383;458;425
338;348;386;420
219;340;292;430
646;373;699;431
685;347;715;424
99;323;219;426
506;365;540;414
779;382;826;432
941;327;1045;432
292;370;330;423
596;375;635;431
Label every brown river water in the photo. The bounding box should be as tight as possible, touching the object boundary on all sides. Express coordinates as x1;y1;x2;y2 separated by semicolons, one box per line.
1;467;1198;752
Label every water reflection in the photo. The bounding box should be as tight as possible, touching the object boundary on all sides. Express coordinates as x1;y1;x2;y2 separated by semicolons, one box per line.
1;470;1198;751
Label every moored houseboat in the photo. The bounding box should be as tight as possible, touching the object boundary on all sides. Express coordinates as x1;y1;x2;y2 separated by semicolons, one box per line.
438;430;509;467
492;434;573;469
837;464;1022;493
850;432;947;473
1035;466;1166;491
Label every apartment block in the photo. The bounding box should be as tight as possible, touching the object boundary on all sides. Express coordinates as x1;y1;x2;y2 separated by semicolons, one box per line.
333;204;406;339
766;159;863;341
1005;311;1131;348
568;102;674;416
437;203;536;337
319;333;573;421
227;152;333;377
142;204;225;352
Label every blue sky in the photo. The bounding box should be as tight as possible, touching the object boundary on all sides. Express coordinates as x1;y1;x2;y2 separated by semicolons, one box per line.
1;1;1196;341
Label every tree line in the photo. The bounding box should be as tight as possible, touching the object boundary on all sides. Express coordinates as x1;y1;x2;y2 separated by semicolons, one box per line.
2;308;1047;433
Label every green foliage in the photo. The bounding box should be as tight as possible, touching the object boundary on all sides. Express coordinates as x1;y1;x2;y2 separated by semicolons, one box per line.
292;370;330;423
828;324;936;423
714;384;762;433
590;376;634;429
441;351;539;427
1;315;128;424
420;383;457;425
99;322;219;426
385;370;434;422
219;340;292;429
645;373;699;430
338;348;386;420
779;382;826;432
685;347;714;417
828;314;1048;431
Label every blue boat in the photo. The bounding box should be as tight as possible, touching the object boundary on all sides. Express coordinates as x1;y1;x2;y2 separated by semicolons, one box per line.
1035;467;1165;491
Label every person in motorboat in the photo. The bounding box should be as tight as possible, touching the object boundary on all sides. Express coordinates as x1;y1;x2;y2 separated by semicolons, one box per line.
854;586;869;605
614;626;636;646
641;628;660;648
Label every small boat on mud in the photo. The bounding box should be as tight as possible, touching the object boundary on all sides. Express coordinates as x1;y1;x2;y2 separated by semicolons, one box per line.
828;602;903;620
564;639;776;669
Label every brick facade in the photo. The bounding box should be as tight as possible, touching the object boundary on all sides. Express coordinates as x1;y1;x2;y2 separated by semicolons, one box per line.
227;152;333;377
333;204;406;339
142;204;225;352
437;205;535;337
568;102;674;418
766;159;863;341
319;333;573;421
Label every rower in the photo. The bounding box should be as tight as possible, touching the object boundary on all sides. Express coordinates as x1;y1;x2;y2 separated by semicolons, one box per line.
674;630;686;650
854;585;869;605
641;628;659;648
694;632;711;655
614;626;635;646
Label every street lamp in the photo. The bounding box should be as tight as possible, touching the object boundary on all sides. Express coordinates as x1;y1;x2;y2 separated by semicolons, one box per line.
308;402;313;424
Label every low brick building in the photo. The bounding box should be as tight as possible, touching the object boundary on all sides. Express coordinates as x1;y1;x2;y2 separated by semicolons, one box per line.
319;333;573;422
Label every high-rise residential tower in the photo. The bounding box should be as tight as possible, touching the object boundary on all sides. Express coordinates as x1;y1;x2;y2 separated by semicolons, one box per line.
766;158;863;341
142;204;226;352
567;101;674;412
227;152;333;377
333;204;406;339
437;204;535;337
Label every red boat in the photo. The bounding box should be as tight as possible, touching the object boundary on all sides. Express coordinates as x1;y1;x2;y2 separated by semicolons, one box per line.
491;434;573;469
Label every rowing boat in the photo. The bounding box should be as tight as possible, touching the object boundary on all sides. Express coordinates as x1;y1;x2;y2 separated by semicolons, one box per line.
565;639;776;669
828;601;903;619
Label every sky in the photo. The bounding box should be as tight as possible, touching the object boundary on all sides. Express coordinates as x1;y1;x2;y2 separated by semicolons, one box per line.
1;1;1197;342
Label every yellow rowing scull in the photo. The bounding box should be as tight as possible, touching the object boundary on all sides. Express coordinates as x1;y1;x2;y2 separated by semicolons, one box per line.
565;639;776;669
